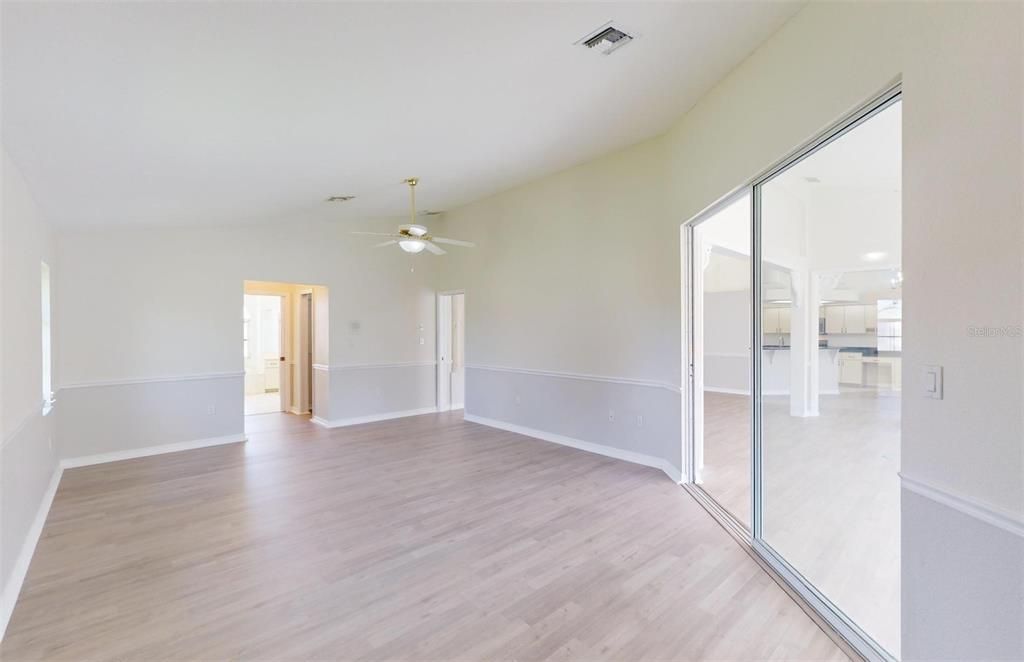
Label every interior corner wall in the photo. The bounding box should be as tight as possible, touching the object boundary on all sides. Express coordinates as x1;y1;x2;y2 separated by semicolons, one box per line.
55;219;438;457
1;146;60;635
437;136;682;474
439;2;1024;657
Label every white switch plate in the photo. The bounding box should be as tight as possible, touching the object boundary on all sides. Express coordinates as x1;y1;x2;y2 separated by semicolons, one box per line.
924;365;943;399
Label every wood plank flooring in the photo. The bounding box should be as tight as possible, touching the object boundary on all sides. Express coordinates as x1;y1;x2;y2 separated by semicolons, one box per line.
699;390;900;657
2;412;846;661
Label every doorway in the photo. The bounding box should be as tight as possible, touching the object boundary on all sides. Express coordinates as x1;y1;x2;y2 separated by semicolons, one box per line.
243;293;284;415
243;280;326;422
437;292;465;411
683;87;902;660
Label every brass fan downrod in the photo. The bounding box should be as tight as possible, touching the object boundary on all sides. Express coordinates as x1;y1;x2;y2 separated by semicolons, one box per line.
403;177;419;225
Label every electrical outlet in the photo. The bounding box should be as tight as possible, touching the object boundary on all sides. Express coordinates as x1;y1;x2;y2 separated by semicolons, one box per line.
207;404;216;415
608;410;615;422
514;394;521;405
636;415;644;428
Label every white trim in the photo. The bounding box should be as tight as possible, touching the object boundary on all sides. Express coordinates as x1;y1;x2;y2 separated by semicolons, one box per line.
0;464;62;642
465;364;681;395
60;372;244;390
312;363;329;371
328;361;436;371
61;433;247;469
703;386;749;396
900;473;1024;539
312;407;438;428
2;406;42;449
464;413;683;484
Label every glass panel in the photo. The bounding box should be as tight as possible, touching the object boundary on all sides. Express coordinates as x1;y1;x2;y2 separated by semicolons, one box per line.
758;101;901;656
694;193;751;526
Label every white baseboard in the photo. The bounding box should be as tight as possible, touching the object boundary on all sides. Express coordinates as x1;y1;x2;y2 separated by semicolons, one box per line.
312;407;438;429
61;433;247;469
704;386;749;395
463;414;682;484
1;464;63;642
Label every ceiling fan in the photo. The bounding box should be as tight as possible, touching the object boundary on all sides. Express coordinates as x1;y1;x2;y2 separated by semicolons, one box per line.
351;178;475;254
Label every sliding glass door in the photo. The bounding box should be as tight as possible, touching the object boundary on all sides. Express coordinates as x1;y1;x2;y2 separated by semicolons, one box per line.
687;85;902;661
687;194;752;527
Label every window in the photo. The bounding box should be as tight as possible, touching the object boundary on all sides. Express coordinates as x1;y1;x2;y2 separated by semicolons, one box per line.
41;261;53;414
876;298;902;352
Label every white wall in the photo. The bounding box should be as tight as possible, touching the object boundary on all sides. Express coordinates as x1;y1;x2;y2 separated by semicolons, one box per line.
439;2;1023;657
56;219;438;454
1;147;60;636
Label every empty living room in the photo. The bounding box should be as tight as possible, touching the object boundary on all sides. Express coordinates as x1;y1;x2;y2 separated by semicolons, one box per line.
2;2;1022;661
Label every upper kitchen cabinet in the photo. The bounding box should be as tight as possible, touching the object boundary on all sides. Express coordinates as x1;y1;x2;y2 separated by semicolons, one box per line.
763;306;791;335
823;304;877;334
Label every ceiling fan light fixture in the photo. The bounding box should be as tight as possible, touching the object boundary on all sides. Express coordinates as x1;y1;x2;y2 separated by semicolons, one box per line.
399;239;426;253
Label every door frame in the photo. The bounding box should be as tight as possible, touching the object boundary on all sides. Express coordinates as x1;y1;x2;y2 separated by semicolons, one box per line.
298;290;314;414
436;289;465;412
681;190;753;539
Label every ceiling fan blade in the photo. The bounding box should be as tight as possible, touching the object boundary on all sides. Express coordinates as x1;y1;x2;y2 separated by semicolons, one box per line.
424;241;446;255
431;237;475;247
351;231;400;237
374;240;398;248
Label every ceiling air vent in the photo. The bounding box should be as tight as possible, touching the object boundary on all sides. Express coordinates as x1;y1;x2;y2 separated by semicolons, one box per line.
577;22;634;55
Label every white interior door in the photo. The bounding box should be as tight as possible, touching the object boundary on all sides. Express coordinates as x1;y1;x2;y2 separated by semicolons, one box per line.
451;294;465;409
437;294;453;411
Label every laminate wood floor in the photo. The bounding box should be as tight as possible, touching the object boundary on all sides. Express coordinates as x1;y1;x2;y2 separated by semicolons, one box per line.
3;412;846;661
700;390;900;657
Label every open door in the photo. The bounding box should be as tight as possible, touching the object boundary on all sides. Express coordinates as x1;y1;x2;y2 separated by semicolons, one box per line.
437;292;466;412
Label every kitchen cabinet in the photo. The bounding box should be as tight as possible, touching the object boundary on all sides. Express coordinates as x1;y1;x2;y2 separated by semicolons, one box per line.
839;353;864;384
823;304;877;334
825;306;846;334
844;305;866;334
865;304;878;331
763;306;791;334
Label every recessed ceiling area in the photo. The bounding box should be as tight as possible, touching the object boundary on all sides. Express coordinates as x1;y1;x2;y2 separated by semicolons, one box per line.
1;1;802;228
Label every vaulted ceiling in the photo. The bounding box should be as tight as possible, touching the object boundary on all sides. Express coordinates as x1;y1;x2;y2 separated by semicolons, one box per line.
2;1;802;228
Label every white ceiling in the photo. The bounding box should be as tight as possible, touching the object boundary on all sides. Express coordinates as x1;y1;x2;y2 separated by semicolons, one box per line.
1;1;802;228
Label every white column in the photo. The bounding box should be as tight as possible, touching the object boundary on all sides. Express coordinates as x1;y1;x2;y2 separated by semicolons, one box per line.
788;268;819;417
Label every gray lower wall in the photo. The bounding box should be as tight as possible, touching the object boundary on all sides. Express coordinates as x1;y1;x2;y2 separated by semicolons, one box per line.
1;410;59;627
325;363;437;423
465;365;683;474
56;375;245;459
902;488;1024;660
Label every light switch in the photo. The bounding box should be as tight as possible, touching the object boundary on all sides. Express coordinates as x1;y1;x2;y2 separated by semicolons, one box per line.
924;365;943;400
